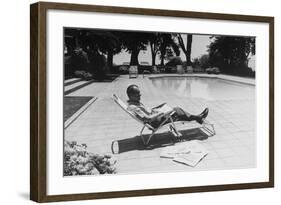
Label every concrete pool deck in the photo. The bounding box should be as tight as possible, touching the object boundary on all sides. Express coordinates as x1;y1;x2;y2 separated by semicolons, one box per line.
65;74;256;174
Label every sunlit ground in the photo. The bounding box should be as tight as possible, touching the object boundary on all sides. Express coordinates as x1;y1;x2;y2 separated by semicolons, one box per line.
65;74;256;175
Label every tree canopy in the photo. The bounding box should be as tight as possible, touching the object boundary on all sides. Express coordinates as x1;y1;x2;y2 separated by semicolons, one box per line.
147;33;178;66
208;36;255;74
119;31;151;65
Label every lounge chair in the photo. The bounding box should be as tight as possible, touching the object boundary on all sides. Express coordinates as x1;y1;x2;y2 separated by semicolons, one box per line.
129;66;138;78
186;66;193;73
112;94;215;146
142;70;151;78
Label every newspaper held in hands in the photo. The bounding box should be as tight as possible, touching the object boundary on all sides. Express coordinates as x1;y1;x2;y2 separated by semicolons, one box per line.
160;140;208;167
152;103;173;115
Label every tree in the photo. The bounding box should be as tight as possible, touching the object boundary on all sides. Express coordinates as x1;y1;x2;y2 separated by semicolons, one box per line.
147;33;160;66
177;34;193;66
104;31;122;69
119;31;151;65
79;30;121;70
146;33;178;66
198;54;210;69
65;28;122;76
158;34;179;65
208;36;255;74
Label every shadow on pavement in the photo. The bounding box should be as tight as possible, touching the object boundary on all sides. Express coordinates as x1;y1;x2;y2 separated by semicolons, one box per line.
111;128;210;154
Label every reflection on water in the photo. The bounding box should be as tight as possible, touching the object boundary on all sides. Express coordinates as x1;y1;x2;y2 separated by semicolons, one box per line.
150;77;255;101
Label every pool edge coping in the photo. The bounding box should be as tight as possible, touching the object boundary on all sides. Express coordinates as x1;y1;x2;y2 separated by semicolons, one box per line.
147;74;255;86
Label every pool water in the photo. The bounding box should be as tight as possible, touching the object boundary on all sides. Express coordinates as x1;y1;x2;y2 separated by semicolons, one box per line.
150;77;255;101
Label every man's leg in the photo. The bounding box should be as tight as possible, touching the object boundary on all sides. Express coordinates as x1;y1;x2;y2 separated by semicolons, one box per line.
152;112;182;138
173;107;209;124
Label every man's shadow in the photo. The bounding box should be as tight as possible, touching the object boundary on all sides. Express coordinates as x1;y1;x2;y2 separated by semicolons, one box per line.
112;128;210;154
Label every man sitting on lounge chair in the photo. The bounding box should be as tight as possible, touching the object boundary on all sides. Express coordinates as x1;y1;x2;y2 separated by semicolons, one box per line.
126;84;209;135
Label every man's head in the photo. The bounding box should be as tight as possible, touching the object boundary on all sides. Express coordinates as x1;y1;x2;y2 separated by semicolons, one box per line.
127;84;141;102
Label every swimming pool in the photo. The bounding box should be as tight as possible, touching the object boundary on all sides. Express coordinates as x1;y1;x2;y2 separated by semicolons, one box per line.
150;76;255;101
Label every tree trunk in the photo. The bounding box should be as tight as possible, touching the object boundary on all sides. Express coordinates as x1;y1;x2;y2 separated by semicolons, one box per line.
160;57;164;66
130;47;140;66
151;51;156;66
150;42;156;66
107;51;114;73
186;34;192;65
245;59;249;67
160;49;165;65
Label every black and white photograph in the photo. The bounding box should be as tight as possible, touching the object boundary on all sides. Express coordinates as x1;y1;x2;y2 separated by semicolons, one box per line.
63;28;257;176
28;1;274;202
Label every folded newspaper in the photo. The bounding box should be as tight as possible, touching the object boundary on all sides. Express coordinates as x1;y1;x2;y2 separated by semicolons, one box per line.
160;140;208;167
152;103;173;114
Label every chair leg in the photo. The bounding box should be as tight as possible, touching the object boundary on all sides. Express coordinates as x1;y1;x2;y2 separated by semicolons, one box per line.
168;117;182;138
139;125;158;146
143;118;171;146
202;121;216;136
139;125;147;145
145;131;157;146
141;119;215;146
140;115;182;146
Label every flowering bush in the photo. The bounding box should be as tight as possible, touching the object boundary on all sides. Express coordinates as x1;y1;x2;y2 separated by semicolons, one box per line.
64;141;116;176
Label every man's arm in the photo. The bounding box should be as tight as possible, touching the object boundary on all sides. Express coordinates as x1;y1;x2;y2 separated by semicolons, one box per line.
130;106;164;123
143;112;164;123
152;103;166;110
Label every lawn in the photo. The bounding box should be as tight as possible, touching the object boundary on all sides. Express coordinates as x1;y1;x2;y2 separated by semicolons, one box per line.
64;96;94;122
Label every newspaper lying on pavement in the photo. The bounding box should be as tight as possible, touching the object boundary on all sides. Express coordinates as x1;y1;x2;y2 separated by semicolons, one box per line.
160;140;208;167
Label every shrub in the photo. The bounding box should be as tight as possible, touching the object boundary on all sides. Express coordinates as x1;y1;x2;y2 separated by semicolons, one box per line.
64;141;117;176
74;70;93;80
198;54;210;69
165;56;183;66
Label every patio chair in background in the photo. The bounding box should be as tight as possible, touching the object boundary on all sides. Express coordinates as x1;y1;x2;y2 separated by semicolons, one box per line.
186;66;193;73
129;65;138;78
112;94;216;146
152;66;160;74
142;70;151;78
176;65;184;74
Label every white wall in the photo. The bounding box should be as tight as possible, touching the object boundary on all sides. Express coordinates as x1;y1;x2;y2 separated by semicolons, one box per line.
0;0;279;204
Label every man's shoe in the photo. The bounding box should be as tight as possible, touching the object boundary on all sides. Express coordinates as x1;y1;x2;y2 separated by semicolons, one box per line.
200;108;209;119
196;108;209;124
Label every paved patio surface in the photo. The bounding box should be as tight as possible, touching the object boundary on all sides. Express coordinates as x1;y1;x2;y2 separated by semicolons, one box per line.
65;74;256;174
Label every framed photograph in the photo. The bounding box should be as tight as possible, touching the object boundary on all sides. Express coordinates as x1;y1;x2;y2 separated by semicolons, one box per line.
30;1;274;202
